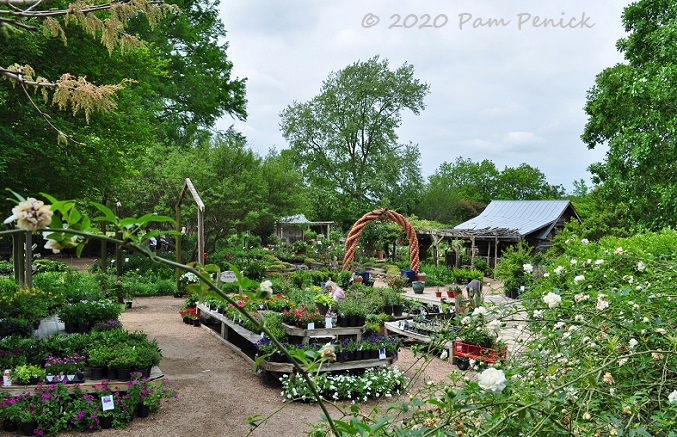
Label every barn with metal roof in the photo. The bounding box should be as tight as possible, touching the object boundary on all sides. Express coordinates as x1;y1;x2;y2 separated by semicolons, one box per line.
417;200;581;268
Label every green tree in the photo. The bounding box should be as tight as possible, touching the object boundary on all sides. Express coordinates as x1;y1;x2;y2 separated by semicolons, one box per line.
416;157;563;225
121;130;306;251
495;163;565;200
582;0;677;230
0;0;247;207
279;56;428;227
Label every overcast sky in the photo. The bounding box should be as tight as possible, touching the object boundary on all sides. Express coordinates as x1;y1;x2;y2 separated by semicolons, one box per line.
216;1;629;192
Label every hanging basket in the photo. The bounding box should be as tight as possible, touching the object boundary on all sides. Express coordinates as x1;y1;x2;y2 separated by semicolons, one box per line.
342;208;419;273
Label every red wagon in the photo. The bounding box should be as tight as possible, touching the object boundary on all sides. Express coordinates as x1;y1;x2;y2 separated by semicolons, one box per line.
453;340;507;370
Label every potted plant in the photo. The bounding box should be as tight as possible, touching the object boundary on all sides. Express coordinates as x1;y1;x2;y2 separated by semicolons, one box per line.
447;285;462;299
109;345;137;381
392;293;405;317
87;345;114;380
313;293;337;316
13;364;45;385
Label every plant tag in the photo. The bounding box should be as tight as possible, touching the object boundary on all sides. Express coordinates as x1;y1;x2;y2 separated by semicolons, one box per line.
307;322;315;330
325;317;333;329
438;305;443;313
101;395;114;411
260;332;265;338
379;346;386;360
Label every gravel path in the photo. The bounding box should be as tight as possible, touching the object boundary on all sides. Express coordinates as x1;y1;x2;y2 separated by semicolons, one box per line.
49;295;456;437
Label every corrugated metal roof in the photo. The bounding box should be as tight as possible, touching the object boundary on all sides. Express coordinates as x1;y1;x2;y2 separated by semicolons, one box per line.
453;200;576;238
277;214;312;224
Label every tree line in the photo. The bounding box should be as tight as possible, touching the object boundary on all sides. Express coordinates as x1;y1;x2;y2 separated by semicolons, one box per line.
1;0;674;250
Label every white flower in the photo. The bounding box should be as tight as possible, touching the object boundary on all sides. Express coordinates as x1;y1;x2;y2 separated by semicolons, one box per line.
574;293;589;303
554;266;564;275
618;358;628;366
260;280;273;294
532;309;544;319
570;259;578;265
472;306;488;317
4;197;53;232
180;272;198;283
543;272;550;277
543;292;562;308
440;350;448;360
477;368;507;393
565;239;571;244
43;232;79;254
614;247;624;255
487;319;502;334
595;259;604;265
461;316;471;325
581;238;589;245
637;261;646;271
628;338;638;349
574;275;585;284
668;390;677;403
596;295;609;311
523;263;533;273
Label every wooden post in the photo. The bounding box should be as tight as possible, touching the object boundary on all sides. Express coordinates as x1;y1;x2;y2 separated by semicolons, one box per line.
12;232;25;287
25;232;32;288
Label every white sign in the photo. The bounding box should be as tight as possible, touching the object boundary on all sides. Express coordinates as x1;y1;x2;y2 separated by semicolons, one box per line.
307;322;315;330
101;395;114;411
379;346;386;360
220;271;237;283
324;317;333;329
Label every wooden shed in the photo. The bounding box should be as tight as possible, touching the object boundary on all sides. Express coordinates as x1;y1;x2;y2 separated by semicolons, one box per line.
274;214;333;243
418;200;581;268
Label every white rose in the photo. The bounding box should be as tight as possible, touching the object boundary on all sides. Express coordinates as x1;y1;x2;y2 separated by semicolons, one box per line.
554;266;564;275
637;261;646;271
477;368;507;393
574;275;585;284
669;390;677;403
581;238;589;244
472;306;488;317
523;263;533;273
628;338;638;349
542;292;562;308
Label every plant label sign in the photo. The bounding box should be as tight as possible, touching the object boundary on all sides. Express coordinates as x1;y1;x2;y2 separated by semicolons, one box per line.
101;395;114;411
220;271;237;283
307;322;315;330
325;317;333;329
379;346;386;360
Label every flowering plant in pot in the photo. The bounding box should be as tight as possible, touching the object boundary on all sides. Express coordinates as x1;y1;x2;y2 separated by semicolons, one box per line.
127;373;177;413
281;305;323;327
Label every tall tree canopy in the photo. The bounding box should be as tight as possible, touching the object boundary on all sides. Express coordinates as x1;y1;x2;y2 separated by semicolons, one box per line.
416;157;564;225
119;130;306;250
0;0;247;208
279;56;428;227
582;0;677;229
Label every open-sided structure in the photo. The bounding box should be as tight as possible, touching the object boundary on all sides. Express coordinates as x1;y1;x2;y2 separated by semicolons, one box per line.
418;200;581;268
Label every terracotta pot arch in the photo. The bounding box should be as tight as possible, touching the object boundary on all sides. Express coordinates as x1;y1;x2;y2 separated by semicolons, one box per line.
342;208;419;273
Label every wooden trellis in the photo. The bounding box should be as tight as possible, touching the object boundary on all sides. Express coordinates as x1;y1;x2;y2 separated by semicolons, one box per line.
342;208;419;273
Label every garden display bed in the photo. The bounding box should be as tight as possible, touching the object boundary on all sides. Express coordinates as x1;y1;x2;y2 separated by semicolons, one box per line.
0;366;164;396
384;320;455;362
197;303;396;375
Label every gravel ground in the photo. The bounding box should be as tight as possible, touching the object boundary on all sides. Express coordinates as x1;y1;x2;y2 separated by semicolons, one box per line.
43;294;458;437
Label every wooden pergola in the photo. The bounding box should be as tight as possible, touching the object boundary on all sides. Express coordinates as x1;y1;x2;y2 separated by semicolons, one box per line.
417;228;522;270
